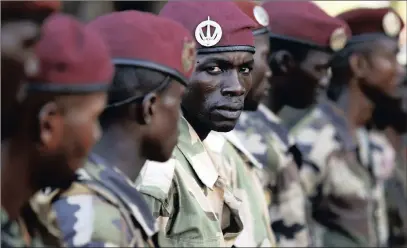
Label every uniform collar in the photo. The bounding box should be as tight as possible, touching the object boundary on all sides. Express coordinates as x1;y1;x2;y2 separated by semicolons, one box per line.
176;116;219;189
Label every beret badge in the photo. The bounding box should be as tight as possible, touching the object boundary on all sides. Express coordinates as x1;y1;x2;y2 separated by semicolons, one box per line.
195;17;223;47
182;39;196;73
383;11;401;37
253;6;269;27
330;27;348;51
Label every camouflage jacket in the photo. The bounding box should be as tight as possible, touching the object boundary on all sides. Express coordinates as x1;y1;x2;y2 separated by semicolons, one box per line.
30;154;158;247
203;131;276;247
1;207;44;247
135;116;243;247
233;104;309;247
358;129;397;246
291;99;377;247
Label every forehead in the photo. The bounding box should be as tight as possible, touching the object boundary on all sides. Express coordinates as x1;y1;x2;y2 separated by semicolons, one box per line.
305;49;332;64
254;34;270;50
197;51;254;65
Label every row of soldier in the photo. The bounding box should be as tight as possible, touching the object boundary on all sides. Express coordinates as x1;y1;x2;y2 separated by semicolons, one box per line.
1;0;406;247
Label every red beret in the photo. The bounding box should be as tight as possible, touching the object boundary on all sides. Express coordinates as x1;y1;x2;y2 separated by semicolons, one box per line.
336;8;405;45
234;1;269;36
159;1;256;54
1;1;61;12
87;10;196;86
262;1;351;52
27;14;114;92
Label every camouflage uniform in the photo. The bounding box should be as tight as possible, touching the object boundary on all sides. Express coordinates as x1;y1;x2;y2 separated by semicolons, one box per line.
135;116;243;247
30;154;158;247
233;104;309;247
1;207;44;248
291;99;377;247
357;129;397;246
203;131;277;247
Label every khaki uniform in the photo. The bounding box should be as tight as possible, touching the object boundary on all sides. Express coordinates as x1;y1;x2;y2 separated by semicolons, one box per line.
233;104;309;246
204;131;277;247
30;156;158;247
136;116;243;247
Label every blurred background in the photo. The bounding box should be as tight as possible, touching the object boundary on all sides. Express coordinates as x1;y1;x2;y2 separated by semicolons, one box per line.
61;1;406;47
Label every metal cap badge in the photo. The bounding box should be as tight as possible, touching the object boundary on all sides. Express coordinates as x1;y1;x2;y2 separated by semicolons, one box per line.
383;11;401;37
195;17;222;47
330;27;348;51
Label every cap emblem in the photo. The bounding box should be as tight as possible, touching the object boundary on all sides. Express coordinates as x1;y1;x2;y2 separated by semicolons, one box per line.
195;17;222;47
182;39;196;73
330;27;347;52
253;6;269;27
383;11;401;37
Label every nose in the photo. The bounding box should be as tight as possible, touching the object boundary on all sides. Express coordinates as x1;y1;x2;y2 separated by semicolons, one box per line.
221;71;246;97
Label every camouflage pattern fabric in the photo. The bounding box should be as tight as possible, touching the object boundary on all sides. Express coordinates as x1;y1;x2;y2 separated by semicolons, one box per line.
135;116;243;247
30;155;158;247
290;99;377;247
1;207;44;248
233;104;309;247
203;131;277;247
357;129;396;246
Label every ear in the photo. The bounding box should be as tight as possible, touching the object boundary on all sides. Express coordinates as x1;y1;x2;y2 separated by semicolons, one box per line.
37;101;63;151
270;50;295;75
349;53;368;79
140;93;158;125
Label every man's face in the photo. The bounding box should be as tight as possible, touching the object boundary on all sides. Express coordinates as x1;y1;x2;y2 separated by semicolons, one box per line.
142;80;185;162
182;51;254;132
361;38;405;98
275;49;331;109
36;93;107;189
244;34;271;111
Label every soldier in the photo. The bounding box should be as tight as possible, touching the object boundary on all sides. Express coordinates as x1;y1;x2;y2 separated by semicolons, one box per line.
136;1;256;247
291;7;405;247
233;1;351;246
1;1;60;141
30;10;195;247
1;13;113;247
203;1;276;247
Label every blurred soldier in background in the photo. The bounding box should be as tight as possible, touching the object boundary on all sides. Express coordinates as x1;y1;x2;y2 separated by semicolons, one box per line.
136;1;256;246
1;13;113;247
233;1;350;246
30;10;194;247
203;1;276;247
291;7;404;247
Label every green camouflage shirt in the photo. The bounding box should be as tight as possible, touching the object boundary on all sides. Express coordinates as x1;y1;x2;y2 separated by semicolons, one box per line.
1;207;44;247
136;116;243;247
233;104;310;247
30;155;158;247
204;131;277;247
291;99;377;247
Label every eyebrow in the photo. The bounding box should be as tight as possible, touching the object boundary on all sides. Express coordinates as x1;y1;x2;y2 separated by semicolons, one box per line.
199;57;254;67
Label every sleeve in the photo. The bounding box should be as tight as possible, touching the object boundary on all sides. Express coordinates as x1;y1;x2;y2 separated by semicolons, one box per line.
51;194;131;247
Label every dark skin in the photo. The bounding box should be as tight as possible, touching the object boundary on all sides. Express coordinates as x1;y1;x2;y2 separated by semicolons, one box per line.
182;51;254;140
244;34;272;111
341;38;405;130
92;80;185;181
1;92;107;219
264;48;331;113
1;9;55;141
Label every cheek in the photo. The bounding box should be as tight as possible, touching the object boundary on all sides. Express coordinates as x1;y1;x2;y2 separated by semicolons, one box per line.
67;115;100;154
370;59;398;92
184;77;218;114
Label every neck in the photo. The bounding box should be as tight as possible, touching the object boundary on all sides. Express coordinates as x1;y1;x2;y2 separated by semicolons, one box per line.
92;124;145;181
1;140;35;220
267;78;286;113
182;108;211;140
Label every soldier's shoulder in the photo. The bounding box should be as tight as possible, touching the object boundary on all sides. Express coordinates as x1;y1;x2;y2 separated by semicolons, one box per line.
31;182;129;247
136;157;177;202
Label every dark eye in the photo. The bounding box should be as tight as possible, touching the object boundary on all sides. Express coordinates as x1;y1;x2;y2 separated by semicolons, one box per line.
206;66;222;75
240;66;252;75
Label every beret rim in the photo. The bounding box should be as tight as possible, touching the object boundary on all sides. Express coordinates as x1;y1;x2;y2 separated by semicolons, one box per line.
26;82;111;93
253;27;269;36
112;58;188;87
197;45;255;54
269;33;334;53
